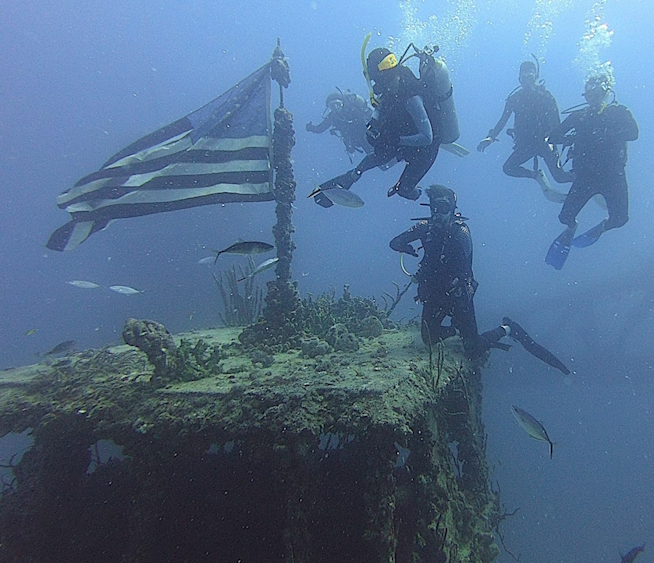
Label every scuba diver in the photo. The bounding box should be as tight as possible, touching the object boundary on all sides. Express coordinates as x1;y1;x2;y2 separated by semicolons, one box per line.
311;40;459;208
306;89;373;158
477;59;573;202
390;185;570;374
544;74;639;270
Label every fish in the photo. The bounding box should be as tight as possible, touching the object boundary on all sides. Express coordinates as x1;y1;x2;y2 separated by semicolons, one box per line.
25;328;38;337
45;340;76;356
66;280;101;289
321;187;364;208
109;285;143;295
621;544;645;563
197;256;215;265
511;405;555;459
237;257;279;282
308;183;364;208
212;241;274;264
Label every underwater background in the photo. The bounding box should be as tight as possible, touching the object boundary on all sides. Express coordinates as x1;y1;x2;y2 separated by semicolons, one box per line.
1;1;652;562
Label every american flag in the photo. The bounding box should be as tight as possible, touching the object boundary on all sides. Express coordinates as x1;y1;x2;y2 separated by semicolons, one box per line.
47;64;274;251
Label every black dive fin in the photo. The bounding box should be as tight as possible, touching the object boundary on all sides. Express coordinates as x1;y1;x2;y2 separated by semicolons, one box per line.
572;220;607;248
545;226;576;270
503;317;570;375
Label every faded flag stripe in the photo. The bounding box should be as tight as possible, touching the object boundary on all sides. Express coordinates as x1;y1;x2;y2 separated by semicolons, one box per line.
47;64;274;251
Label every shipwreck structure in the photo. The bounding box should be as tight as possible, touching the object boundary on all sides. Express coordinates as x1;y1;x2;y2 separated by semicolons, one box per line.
0;323;499;563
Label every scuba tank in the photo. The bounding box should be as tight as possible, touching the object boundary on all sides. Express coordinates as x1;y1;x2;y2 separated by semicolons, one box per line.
414;46;460;144
360;39;460;145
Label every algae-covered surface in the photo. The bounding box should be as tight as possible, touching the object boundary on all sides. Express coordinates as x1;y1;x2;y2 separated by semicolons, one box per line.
0;326;467;439
0;325;499;563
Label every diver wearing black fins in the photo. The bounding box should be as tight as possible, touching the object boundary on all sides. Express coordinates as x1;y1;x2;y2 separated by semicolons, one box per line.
390;185;570;375
312;38;459;208
545;74;639;270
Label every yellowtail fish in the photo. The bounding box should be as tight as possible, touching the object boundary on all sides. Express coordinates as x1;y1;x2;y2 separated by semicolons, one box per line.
212;241;274;264
237;257;279;282
109;285;143;295
67;280;101;289
308;182;364;208
321;187;364;208
511;405;555;459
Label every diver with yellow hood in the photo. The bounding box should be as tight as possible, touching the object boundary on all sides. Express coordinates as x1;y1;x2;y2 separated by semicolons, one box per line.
312;40;459;208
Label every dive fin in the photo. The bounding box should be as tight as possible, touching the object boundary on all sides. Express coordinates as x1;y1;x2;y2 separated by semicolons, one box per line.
309;180;334;208
317;170;358;193
502;317;570;375
571;220;607;248
314;191;334;208
441;142;470;157
535;170;567;203
545;225;577;270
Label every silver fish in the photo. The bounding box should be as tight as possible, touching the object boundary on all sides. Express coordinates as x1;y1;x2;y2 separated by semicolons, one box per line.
67;280;101;289
321;187;364;208
212;241;274;263
197;256;215;265
237;257;279;282
109;285;143;295
511;405;554;459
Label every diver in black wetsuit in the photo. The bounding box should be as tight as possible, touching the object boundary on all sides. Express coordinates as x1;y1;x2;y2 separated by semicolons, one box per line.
390;185;570;373
313;47;439;208
306;90;373;158
545;74;639;267
477;60;573;201
389;185;481;353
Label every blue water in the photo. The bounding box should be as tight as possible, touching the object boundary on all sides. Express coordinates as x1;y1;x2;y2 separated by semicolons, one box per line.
1;1;652;561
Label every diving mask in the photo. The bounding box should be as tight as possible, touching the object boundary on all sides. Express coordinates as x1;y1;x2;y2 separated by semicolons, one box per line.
431;199;453;215
430;198;455;227
328;99;344;112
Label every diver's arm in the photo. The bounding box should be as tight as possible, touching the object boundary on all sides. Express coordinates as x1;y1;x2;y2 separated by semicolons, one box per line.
399;96;433;147
454;223;475;283
306;117;331;134
449;224;477;302
548;92;562;127
389;222;427;256
477;101;512;151
488;101;513;140
614;105;639;142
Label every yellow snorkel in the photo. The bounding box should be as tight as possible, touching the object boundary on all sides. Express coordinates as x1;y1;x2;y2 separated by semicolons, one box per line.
361;32;379;107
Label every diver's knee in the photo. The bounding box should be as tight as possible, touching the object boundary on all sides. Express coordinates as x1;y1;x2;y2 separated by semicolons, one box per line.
502;161;516;176
558;210;576;228
605;214;628;231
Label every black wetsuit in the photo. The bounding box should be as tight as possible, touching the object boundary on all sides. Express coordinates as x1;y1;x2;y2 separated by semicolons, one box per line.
390;219;480;352
491;85;572;183
390;217;572;370
363;66;439;197
548;102;639;230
